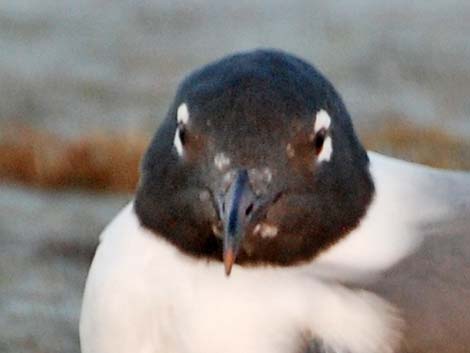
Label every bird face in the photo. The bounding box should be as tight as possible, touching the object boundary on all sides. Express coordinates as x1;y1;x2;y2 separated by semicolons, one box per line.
135;50;374;275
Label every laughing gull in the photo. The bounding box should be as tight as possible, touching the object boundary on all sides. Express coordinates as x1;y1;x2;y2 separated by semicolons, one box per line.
80;49;470;353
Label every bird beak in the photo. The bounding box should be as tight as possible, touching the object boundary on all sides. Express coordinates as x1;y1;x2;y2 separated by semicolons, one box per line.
219;169;257;276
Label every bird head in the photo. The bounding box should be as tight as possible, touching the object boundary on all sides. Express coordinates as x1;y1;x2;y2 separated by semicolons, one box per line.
135;49;374;276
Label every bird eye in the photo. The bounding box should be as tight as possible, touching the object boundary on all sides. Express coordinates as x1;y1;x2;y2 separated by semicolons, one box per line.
312;109;333;161
178;124;187;145
313;129;326;154
173;123;187;156
174;103;190;157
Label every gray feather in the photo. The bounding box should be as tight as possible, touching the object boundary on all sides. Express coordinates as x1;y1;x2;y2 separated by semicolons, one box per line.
367;164;470;353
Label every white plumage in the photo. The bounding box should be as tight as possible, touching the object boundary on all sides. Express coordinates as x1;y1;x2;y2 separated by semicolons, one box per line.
80;152;465;353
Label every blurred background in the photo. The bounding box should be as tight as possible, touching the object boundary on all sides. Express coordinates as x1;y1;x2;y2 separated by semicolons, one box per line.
0;1;469;352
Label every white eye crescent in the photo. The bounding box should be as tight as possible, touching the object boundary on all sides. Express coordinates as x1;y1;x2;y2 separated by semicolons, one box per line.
314;109;331;133
174;103;189;157
177;103;189;125
317;135;333;162
314;109;333;162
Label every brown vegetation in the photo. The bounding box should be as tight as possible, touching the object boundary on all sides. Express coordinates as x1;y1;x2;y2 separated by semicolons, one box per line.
360;117;470;171
0;118;468;192
0;123;149;192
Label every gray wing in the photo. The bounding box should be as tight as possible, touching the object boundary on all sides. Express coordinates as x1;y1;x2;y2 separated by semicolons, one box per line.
368;166;470;353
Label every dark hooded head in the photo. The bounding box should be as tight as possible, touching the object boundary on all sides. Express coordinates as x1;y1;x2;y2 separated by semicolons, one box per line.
135;49;374;275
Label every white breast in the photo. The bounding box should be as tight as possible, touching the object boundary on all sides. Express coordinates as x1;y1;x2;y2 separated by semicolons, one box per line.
80;203;401;353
